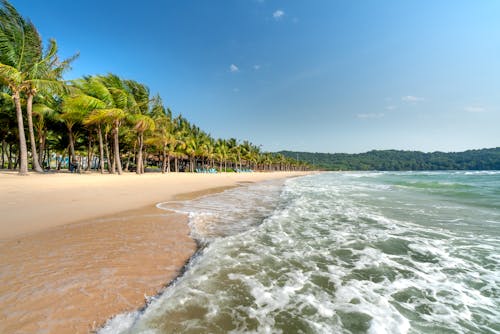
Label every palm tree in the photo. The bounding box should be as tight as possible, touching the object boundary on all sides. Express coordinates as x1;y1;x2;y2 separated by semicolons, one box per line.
72;75;128;174
130;114;155;174
0;0;41;174
184;133;201;172
32;94;63;167
0;1;77;173
24;40;76;172
124;80;155;174
215;139;230;171
148;113;177;173
0;87;15;168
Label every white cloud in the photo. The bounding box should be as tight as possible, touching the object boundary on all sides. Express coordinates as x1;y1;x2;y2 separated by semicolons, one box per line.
229;64;239;72
273;10;285;20
253;64;261;70
356;113;385;119
385;105;397;111
402;95;424;102
464;106;486;113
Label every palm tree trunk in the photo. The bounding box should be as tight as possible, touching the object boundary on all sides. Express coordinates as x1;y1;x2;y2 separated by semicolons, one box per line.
68;126;76;163
110;144;116;173
97;125;105;173
167;155;171;173
8;143;13;170
14;153;19;170
13;92;28;175
113;122;122;175
105;134;113;173
86;135;93;171
136;133;143;175
162;147;167;174
38;131;45;166
26;94;43;172
125;152;131;172
1;139;6;169
142;148;146;174
175;157;179;172
46;147;50;169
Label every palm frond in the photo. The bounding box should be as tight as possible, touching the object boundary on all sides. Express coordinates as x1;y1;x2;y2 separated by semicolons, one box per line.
64;94;106;112
0;62;22;86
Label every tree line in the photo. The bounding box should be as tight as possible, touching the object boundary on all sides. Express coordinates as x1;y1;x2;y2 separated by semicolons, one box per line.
0;0;309;175
280;148;500;171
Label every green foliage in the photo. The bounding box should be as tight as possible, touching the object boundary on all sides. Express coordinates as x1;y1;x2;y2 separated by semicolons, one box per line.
279;148;500;171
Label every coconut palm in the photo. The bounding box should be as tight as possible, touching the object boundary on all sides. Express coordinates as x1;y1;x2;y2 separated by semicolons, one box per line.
0;1;77;173
148;113;178;173
184;132;203;172
0;87;15;168
130;113;155;174
0;0;41;173
71;75;128;174
32;94;63;167
24;40;76;172
215;139;230;171
124;80;155;174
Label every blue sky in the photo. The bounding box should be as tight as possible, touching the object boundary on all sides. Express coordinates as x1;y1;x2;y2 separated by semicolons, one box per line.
12;0;500;153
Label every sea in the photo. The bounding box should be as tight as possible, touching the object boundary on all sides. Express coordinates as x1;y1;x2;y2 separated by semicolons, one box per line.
100;171;500;334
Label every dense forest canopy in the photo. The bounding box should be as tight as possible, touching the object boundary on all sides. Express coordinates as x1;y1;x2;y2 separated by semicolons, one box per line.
280;148;500;171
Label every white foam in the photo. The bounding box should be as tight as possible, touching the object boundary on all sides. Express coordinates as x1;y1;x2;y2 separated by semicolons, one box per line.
98;172;500;334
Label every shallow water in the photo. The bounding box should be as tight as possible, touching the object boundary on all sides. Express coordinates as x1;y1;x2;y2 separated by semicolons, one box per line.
100;172;500;334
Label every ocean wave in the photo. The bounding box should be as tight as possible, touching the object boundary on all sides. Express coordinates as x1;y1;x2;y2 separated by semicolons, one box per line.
99;172;500;334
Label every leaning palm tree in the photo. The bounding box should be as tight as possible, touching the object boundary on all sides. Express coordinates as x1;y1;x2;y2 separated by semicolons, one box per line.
71;75;128;174
0;1;77;173
130;113;155;174
124;80;155;174
215;139;229;171
24;41;77;172
0;0;41;174
148;114;176;173
32;95;60;166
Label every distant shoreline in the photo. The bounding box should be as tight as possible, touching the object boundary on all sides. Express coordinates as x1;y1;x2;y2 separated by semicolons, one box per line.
280;147;500;171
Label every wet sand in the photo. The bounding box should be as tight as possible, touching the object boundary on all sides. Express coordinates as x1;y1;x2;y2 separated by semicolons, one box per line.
0;171;309;333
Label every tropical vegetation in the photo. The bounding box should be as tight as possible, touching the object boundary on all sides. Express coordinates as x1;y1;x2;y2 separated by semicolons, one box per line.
0;0;308;175
280;148;500;171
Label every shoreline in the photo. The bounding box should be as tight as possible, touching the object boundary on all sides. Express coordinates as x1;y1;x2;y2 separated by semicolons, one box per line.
0;171;311;333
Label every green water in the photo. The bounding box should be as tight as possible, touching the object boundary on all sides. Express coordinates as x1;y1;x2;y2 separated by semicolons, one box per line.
101;171;500;334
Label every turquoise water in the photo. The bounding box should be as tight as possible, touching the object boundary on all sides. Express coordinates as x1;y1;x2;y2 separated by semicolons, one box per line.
101;172;500;334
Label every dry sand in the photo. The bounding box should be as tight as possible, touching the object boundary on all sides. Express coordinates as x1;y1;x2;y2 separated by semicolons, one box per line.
0;171;309;333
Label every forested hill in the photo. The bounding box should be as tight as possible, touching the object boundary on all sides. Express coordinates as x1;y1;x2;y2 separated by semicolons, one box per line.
279;148;500;171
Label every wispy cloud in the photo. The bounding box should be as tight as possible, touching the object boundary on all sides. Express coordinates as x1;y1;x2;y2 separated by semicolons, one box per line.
385;105;397;111
232;88;240;93
253;64;261;70
273;10;285;20
356;113;385;119
229;64;239;73
402;95;424;102
464;106;486;113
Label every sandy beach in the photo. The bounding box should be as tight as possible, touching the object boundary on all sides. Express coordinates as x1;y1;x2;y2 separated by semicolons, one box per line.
0;171;309;333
